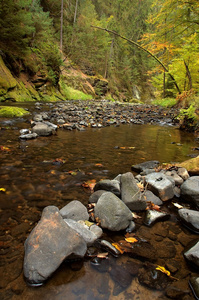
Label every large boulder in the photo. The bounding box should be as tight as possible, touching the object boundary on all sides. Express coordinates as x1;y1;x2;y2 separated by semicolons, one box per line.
60;200;89;221
177;156;199;175
144;172;175;201
121;172;146;211
180;176;199;207
94;192;133;231
178;208;199;233
23;206;87;285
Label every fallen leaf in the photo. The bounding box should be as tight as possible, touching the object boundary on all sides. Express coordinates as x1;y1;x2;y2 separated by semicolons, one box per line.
125;237;138;243
0;188;6;192
156;265;171;277
95;163;103;167
172;202;184;209
82;179;96;191
112;243;124;254
68;170;77;176
146;202;161;211
0;146;11;152
84;220;94;227
97;252;109;258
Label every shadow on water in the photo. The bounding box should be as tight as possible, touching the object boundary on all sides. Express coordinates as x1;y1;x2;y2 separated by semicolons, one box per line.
0;115;198;299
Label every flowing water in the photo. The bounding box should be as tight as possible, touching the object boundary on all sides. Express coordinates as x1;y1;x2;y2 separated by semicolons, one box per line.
0;105;198;300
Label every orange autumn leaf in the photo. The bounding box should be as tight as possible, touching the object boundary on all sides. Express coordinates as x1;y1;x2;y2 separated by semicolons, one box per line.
125;237;138;243
82;179;96;191
95;163;103;167
112;243;124;254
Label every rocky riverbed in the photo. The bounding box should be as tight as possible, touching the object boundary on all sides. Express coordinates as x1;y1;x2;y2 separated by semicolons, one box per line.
0;100;199;300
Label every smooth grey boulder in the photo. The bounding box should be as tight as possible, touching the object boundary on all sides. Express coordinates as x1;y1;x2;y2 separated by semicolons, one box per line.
94;192;133;231
141;190;163;206
144;172;175;201
64;219;99;246
89;224;103;239
121;172;146;211
180;176;199;207
89;190;107;203
32;122;54;136
131;160;159;173
94;179;121;197
178;208;199;233
184;241;199;269
24;206;87;285
60;200;89;221
144;209;170;226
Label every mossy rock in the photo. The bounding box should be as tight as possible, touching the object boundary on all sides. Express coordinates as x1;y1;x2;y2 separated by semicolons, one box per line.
177;156;199;175
0;106;30;117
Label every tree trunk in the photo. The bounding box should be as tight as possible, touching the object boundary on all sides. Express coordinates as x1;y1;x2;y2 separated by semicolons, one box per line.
74;0;79;24
91;26;181;94
60;0;64;51
184;60;192;90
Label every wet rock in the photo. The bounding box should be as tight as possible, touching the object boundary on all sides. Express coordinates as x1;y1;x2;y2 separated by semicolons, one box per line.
94;192;133;231
97;239;121;256
144;210;170;226
32;122;54;136
24;206;87;285
141;190;163;206
145;172;175;201
165;279;190;299
19;129;30;135
94;179;121;197
189;277;199;300
178;208;199;233
19;132;38;139
184;240;199;269
90;257;110;273
121;172;146;211
88;190;107;203
131;160;160;173
89;224;103;239
64;219;98;246
60;200;89;221
126;220;136;233
138;264;172;290
180;176;199;207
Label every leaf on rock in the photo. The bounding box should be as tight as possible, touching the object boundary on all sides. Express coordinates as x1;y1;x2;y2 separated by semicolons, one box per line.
146;202;161;211
156;265;171;277
112;243;124;254
125;237;138;243
84;220;94;227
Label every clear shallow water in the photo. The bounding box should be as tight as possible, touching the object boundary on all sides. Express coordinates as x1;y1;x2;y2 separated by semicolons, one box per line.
0;116;198;300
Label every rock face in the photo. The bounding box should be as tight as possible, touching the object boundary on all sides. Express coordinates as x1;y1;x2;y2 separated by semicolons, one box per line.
121;172;146;211
23;206;87;285
178;208;199;233
144;172;175;201
94;192;133;231
180;176;199;207
60;200;89;221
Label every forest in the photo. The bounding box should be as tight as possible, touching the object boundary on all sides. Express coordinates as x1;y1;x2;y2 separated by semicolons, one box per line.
0;0;198;128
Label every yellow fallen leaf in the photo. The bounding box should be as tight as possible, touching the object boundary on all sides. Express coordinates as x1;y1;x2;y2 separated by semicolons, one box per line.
84;220;94;227
97;252;108;258
0;188;6;192
156;265;170;277
112;243;124;254
125;237;138;243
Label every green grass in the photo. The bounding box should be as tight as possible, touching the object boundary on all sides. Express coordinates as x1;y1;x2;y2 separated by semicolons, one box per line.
0;106;30;117
152;97;178;107
60;81;93;101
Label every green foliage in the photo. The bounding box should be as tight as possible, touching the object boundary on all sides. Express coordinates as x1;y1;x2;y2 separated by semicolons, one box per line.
0;106;30;117
177;104;199;131
59;80;93;100
152;98;177;107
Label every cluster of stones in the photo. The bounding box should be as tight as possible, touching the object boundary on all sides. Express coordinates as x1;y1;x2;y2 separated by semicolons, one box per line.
19;101;179;139
24;160;199;298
